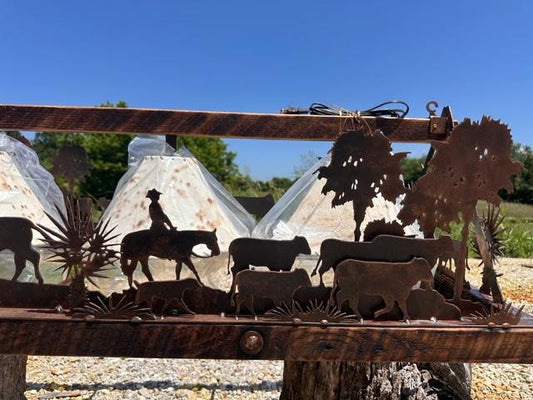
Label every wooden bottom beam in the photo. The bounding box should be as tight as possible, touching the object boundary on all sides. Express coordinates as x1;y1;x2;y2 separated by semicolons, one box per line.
0;311;530;363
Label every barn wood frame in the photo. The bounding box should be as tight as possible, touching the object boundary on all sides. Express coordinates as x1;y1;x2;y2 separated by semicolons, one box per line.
0;103;531;364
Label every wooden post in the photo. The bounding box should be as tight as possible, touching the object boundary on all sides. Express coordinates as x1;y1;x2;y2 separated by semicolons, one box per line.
0;355;27;400
281;361;471;400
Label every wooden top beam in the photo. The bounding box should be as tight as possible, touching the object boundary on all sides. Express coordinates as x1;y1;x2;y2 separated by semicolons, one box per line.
0;104;447;142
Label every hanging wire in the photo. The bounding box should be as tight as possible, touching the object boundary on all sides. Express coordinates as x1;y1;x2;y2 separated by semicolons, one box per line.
280;100;409;118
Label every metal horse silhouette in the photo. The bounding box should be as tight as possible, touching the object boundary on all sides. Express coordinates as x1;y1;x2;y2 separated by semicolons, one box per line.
120;228;220;288
120;189;220;288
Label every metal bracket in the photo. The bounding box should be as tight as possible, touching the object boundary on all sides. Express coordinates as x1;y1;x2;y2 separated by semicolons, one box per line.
428;105;455;138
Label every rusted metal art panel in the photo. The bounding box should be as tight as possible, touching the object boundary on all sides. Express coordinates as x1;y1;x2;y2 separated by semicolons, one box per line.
0;104;450;141
0;108;529;364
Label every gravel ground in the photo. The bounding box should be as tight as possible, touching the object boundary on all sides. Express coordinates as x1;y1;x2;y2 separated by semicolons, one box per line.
24;257;532;399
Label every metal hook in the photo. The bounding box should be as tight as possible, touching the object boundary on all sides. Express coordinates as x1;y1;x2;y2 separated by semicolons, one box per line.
426;100;439;117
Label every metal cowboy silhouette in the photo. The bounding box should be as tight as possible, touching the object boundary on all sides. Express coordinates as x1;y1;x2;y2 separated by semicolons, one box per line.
146;189;176;234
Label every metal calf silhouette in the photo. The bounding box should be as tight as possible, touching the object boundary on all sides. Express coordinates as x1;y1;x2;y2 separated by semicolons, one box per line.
231;268;311;316
0;217;44;284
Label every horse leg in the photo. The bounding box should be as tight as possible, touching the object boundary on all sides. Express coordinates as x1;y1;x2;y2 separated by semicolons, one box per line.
11;253;26;283
175;260;183;280
28;247;43;285
183;258;204;286
140;258;154;281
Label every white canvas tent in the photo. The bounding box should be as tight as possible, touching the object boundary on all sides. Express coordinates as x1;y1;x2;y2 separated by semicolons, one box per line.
253;155;421;253
102;137;256;255
0;133;65;243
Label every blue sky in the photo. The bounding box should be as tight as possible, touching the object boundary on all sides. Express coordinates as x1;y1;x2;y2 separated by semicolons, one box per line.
1;1;531;180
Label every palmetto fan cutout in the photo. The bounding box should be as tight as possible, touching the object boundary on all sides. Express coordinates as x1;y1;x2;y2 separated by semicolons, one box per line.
266;300;357;323
38;194;119;309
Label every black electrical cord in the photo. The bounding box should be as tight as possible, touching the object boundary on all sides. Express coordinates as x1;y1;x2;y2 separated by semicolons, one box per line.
280;100;409;118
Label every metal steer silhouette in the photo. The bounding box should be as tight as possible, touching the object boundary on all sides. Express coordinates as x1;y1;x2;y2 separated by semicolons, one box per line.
331;258;433;321
227;236;311;278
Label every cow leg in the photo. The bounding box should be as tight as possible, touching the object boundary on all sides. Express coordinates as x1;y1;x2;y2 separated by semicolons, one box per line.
374;295;396;319
245;295;256;317
397;298;410;321
175;260;183;280
183;258;204;286
344;292;362;320
234;293;244;315
28;247;43;284
11;253;26;283
140;258;154;281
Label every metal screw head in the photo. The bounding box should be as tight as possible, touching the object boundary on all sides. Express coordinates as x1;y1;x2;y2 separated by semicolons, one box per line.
240;330;264;355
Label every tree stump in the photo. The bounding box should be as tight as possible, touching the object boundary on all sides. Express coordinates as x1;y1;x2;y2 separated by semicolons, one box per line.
281;361;471;400
0;355;27;400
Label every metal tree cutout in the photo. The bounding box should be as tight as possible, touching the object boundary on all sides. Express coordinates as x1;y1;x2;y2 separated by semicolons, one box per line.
401;117;521;301
318;129;407;241
51;144;92;192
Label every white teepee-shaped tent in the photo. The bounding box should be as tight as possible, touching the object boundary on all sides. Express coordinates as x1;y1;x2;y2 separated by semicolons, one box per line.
102;138;255;254
253;155;420;253
0;133;65;243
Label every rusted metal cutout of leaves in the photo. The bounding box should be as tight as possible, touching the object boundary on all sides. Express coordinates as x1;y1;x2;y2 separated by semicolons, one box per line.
265;300;357;323
51;144;92;192
318;128;407;241
466;301;523;326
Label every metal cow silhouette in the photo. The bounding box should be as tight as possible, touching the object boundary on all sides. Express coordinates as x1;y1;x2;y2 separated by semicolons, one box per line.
0;217;44;284
120;229;220;288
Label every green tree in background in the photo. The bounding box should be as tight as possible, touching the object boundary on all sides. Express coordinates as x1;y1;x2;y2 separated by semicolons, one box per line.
399;155;426;187
176;137;239;185
500;143;533;204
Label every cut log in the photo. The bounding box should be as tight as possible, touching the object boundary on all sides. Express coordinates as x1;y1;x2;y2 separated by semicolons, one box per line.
0;355;27;400
281;361;471;400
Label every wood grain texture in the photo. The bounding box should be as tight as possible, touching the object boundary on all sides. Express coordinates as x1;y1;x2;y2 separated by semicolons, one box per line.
0;313;530;362
0;104;447;141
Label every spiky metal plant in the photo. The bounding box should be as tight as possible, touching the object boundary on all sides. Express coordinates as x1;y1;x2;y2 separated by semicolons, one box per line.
471;205;506;302
38;194;119;310
266;300;357;323
466;301;523;326
72;295;155;321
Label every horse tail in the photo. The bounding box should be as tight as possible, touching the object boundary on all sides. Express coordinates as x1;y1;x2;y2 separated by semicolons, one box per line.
29;222;54;241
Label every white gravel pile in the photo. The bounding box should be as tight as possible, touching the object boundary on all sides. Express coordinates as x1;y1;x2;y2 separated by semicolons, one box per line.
26;358;283;400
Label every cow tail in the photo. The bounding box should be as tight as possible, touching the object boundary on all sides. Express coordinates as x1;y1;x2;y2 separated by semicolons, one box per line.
227;252;232;275
311;256;322;277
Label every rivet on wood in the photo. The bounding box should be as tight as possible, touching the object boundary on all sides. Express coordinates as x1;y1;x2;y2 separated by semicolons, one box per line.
240;330;264;355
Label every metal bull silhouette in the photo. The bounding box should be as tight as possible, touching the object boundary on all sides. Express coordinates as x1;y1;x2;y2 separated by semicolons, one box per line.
312;235;455;285
0;217;45;284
